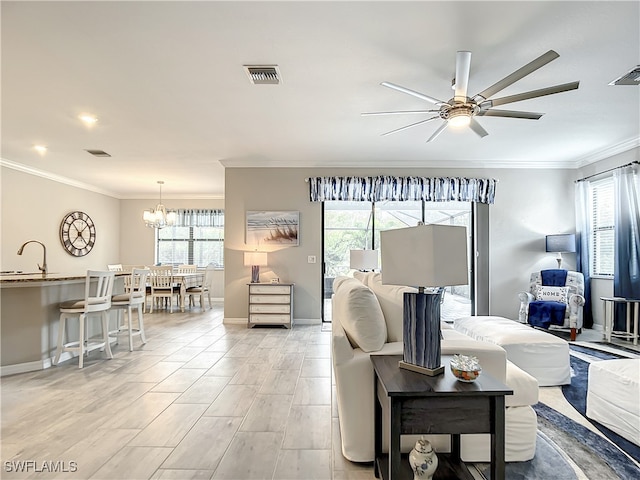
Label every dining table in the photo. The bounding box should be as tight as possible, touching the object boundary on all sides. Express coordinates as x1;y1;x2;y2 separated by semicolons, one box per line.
171;272;205;312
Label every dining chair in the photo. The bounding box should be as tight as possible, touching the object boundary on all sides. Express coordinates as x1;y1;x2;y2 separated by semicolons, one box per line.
54;270;115;368
110;268;149;351
176;264;198;273
186;264;215;310
107;264;123;271
149;266;178;313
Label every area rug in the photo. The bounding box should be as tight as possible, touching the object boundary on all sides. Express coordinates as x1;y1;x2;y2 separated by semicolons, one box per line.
474;430;577;479
475;403;640;480
474;343;640;480
564;344;640;463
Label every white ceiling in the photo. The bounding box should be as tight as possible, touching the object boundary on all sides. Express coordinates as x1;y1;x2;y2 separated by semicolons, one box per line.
2;1;639;198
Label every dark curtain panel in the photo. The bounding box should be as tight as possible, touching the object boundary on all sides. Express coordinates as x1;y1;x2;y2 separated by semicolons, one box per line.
575;180;593;328
613;165;640;330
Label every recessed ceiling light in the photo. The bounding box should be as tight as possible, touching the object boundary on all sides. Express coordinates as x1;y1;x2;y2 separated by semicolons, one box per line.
79;114;98;126
34;145;47;154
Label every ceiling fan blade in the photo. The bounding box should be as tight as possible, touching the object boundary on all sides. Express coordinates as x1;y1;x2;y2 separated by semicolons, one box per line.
361;110;440;116
477;109;544;120
468;118;489;138
381;116;440;136
479;81;579;108
426;121;448;143
454;51;472;102
381;82;447;106
473;50;560;101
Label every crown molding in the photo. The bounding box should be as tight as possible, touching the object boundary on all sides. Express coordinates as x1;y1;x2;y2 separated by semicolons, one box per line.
0;159;225;200
574;137;640;169
0;158;121;198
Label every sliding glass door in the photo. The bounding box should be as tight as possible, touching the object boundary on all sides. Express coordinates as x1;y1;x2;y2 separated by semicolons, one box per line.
323;200;472;323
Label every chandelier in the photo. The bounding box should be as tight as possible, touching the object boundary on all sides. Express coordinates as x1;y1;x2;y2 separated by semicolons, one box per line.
143;181;176;229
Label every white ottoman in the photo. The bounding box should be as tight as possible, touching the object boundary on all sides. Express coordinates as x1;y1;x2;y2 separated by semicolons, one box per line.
586;359;640;446
454;316;570;386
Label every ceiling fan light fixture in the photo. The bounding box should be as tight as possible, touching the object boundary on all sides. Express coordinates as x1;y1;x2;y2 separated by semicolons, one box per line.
447;108;472;128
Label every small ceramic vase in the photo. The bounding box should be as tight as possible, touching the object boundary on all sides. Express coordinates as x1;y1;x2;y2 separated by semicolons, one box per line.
408;437;438;480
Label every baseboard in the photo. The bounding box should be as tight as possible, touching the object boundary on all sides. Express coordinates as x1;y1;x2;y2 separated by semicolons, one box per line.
293;318;322;325
223;317;248;325
223;317;322;326
0;360;46;377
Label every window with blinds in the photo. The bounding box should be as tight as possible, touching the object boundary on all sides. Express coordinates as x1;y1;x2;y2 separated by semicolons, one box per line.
590;177;614;276
155;210;224;268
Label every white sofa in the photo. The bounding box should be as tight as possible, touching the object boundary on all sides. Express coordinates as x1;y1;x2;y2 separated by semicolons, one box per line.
332;272;539;463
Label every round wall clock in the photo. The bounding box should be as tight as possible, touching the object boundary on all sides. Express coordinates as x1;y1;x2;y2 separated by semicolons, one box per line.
60;211;96;257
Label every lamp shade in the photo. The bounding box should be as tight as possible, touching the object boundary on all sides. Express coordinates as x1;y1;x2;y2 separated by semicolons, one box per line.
244;251;268;266
546;234;576;253
380;224;468;287
349;249;379;271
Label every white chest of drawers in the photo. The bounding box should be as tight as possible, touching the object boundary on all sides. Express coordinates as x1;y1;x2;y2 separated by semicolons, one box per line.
248;283;294;328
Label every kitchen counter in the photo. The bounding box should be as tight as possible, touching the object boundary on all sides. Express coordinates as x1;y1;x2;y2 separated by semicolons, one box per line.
0;272;125;375
0;272;110;285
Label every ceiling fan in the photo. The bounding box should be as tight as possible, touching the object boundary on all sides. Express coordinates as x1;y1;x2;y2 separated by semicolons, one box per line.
363;50;579;142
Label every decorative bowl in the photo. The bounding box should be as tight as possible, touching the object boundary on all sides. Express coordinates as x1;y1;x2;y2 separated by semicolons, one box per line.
450;354;482;382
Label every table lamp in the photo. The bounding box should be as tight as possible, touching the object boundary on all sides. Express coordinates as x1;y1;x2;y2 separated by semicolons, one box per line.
545;234;576;268
349;249;379;271
244;251;268;283
381;224;468;375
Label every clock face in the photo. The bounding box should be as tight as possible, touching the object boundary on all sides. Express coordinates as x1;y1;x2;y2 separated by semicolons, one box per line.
60;211;96;257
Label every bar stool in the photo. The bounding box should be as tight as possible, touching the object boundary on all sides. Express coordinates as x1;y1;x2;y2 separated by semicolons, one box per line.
110;268;149;351
54;270;115;368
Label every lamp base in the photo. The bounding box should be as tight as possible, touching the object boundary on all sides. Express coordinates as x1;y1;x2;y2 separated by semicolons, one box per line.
399;361;445;376
403;291;444;375
251;265;260;283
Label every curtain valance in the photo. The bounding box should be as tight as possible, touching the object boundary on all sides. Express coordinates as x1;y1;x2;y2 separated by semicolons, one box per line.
173;209;224;227
308;176;497;204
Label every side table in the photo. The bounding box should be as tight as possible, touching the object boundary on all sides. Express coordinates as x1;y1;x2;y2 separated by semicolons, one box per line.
600;297;639;346
372;354;513;480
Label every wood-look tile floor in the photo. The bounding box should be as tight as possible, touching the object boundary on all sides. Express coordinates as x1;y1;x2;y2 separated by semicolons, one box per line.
0;304;374;480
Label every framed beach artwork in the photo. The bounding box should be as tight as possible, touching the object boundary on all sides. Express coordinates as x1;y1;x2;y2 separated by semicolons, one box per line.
246;211;300;246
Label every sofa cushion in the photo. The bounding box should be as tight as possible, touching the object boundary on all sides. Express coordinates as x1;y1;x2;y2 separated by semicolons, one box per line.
367;273;417;343
333;277;387;352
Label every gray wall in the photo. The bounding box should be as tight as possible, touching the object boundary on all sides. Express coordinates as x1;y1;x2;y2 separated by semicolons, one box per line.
1;167;120;274
224;166;577;323
119;198;225;266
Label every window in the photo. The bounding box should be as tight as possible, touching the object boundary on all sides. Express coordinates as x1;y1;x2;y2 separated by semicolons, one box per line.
156;210;224;267
590;177;614;276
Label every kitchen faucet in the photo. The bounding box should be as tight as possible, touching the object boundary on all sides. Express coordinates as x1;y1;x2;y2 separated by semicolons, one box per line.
17;240;47;276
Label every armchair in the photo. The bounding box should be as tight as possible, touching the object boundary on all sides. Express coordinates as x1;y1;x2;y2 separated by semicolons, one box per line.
518;269;585;340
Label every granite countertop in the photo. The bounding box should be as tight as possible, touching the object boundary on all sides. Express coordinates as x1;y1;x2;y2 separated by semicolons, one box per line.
0;271;127;284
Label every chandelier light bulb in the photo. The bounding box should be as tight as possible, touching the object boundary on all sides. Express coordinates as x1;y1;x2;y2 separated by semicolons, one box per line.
143;181;176;229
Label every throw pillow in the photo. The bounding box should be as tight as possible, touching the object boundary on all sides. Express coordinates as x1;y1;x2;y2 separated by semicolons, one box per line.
333;277;387;352
368;273;417;343
535;285;569;303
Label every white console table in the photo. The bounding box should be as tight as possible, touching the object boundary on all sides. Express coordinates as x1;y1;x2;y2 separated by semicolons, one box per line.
248;283;294;328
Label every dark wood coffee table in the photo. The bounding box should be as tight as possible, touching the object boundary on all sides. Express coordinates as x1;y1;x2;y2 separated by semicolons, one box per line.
372;354;513;480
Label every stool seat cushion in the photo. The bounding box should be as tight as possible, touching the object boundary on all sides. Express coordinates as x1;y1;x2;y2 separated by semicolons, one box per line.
60;299;85;309
111;293;131;303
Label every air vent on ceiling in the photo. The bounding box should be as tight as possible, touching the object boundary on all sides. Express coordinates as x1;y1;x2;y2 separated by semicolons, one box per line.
85;149;111;157
243;65;281;85
609;66;640;86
